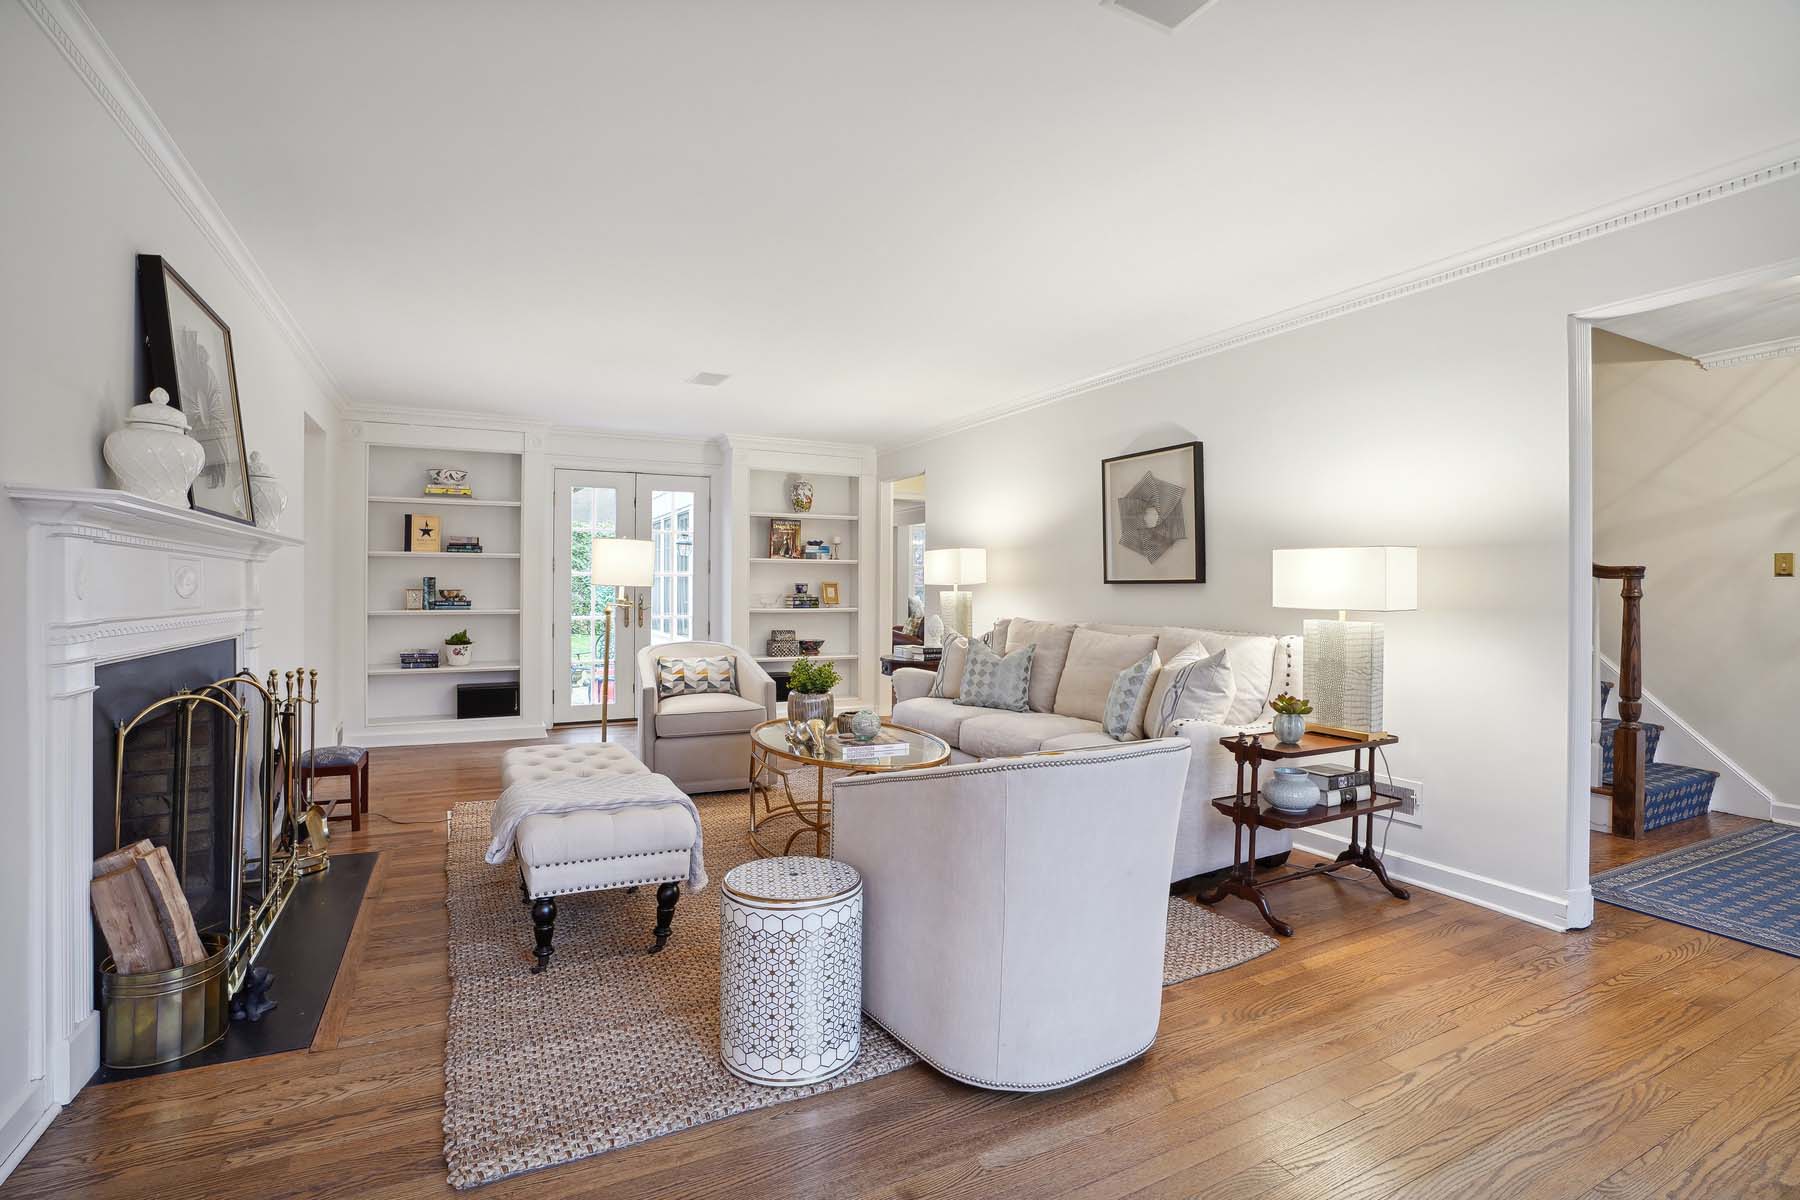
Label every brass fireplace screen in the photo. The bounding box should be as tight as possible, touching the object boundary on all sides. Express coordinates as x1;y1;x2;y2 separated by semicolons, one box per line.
111;668;324;997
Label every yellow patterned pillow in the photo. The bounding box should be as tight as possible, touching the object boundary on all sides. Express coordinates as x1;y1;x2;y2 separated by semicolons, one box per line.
656;655;738;699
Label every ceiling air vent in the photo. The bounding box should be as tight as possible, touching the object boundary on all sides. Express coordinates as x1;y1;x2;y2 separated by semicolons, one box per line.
687;372;730;386
1100;0;1221;33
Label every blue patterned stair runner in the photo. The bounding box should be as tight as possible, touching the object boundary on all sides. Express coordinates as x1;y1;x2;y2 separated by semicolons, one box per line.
1599;681;1717;831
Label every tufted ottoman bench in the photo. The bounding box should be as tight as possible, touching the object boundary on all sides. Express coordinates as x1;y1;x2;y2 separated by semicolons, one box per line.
500;743;701;973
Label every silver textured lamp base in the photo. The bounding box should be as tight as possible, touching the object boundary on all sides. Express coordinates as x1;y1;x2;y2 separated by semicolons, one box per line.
939;590;973;640
1302;618;1385;738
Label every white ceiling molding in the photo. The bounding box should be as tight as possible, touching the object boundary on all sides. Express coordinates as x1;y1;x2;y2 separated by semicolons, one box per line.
21;0;351;413
1696;335;1800;371
886;142;1800;453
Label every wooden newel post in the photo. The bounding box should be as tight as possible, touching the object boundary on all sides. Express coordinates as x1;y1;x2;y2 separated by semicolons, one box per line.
1595;565;1647;838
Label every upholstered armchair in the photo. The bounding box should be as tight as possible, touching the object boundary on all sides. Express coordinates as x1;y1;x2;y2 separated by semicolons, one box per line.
635;641;778;793
830;739;1192;1091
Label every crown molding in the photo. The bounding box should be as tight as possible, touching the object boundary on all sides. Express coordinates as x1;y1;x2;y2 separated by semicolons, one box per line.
885;141;1800;453
22;0;352;415
1696;334;1800;371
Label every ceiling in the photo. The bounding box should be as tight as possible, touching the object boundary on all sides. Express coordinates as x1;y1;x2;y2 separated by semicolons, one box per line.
1597;276;1800;367
82;0;1800;445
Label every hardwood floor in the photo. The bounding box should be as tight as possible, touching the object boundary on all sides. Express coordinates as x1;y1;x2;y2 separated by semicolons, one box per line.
8;732;1800;1199
1590;810;1763;873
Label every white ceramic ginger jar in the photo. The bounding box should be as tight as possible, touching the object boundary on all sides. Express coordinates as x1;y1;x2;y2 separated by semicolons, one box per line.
247;450;288;530
103;387;204;508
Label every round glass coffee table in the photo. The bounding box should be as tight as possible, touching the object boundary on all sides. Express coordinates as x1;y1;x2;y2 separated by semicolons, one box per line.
748;719;951;857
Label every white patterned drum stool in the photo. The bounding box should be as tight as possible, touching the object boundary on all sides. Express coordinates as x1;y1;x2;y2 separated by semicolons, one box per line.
719;856;863;1087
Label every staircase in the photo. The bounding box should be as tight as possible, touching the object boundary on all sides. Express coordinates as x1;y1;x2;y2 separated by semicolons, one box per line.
1599;680;1719;832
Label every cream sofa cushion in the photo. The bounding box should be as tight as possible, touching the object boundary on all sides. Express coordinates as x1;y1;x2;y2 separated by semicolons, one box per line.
653;692;767;738
1144;646;1235;738
1004;618;1077;712
958;711;1104;758
892;696;985;745
1054;628;1159;723
927;632;971;699
1195;631;1279;725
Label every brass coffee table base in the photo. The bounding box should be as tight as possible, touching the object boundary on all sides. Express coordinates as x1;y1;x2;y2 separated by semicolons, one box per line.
747;747;837;857
745;719;951;858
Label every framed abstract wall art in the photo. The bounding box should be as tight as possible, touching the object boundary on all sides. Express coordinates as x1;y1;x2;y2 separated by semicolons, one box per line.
1101;441;1204;584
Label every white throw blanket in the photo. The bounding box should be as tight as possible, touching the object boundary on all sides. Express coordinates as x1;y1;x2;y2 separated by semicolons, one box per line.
485;771;707;892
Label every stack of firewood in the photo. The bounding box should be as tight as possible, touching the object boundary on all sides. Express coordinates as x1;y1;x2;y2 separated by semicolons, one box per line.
90;840;208;973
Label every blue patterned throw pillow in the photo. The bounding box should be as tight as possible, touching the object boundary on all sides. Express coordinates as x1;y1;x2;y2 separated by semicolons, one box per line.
656;655;738;699
1102;651;1160;740
954;639;1034;712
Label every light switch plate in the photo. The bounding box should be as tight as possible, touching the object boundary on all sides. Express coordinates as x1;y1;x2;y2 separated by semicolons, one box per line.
1777;553;1795;578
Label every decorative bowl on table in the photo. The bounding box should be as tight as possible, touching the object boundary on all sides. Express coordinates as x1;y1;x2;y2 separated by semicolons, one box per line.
1262;767;1321;813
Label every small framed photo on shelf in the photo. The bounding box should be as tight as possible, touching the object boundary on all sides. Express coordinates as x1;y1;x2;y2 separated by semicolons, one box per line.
404;587;425;611
405;513;442;552
769;519;802;559
820;581;841;607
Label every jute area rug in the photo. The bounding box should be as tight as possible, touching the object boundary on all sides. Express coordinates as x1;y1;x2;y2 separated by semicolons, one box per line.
443;789;1278;1189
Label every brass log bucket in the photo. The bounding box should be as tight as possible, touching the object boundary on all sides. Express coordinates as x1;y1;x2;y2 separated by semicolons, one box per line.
99;935;230;1069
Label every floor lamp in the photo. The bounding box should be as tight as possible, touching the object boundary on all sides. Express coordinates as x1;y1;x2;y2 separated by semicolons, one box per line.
1271;546;1417;739
924;547;986;640
592;537;655;743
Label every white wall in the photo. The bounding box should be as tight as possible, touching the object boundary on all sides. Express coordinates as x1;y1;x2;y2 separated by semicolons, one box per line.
1594;331;1800;815
880;174;1800;930
0;6;341;1171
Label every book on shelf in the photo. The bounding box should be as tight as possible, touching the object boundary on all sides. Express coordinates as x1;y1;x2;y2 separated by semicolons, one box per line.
423;485;474;497
1317;784;1374;806
444;545;484;553
428;601;472;609
1300;763;1371;791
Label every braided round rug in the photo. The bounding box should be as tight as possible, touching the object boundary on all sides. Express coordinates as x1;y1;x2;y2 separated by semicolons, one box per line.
442;789;1276;1189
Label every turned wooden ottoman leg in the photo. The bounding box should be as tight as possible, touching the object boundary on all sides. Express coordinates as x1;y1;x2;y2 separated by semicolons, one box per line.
531;897;557;974
651;882;680;953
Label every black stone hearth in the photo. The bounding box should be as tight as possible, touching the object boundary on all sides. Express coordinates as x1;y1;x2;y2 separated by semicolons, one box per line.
91;851;379;1083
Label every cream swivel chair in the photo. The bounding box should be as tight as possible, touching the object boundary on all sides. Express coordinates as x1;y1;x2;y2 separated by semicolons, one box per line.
830;739;1191;1091
635;641;777;793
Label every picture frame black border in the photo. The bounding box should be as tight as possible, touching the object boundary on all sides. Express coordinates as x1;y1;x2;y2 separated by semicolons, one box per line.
1100;439;1205;584
135;253;256;527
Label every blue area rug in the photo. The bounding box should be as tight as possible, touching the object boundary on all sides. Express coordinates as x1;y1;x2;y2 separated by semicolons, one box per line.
1593;824;1800;957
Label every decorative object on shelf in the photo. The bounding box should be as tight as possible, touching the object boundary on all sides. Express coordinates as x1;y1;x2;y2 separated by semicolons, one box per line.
789;477;815;512
423;575;437;606
804;539;830;559
406;513;442;552
427;467;469;488
445;535;482;553
135;255;255;525
768;519;802;559
924;547;986;639
798;638;825;655
1262;766;1322;813
103;386;205;508
831;536;844;558
444;628;474;667
400;648;440;669
820;581;841;607
784;583;820;608
849;708;881;743
924;612;945;648
404;587;425;611
766;629;801;657
1272;546;1417;738
786;657;841;725
430;587;471;610
1101;440;1203;584
1270;693;1312;745
245;450;287;530
591;537;655;743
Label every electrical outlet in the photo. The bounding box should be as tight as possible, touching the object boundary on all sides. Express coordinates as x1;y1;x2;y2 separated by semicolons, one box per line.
1776;552;1794;578
1376;775;1423;823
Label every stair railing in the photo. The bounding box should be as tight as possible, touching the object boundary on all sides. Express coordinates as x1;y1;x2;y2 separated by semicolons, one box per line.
1594;564;1646;837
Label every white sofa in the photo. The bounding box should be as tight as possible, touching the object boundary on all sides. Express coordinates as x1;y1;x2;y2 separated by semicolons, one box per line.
636;641;778;793
832;739;1192;1091
891;618;1302;883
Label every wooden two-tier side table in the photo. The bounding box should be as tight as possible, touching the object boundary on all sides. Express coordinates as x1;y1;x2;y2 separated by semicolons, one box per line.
1197;730;1410;937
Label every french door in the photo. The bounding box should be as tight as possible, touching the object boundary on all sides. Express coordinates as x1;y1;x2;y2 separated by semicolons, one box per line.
553;470;711;725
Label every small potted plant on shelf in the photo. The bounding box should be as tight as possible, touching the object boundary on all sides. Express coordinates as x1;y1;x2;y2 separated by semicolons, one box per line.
1270;693;1311;745
443;628;474;667
786;657;840;725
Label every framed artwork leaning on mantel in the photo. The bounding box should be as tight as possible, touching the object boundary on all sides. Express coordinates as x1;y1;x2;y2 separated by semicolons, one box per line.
135;254;255;525
1101;440;1204;584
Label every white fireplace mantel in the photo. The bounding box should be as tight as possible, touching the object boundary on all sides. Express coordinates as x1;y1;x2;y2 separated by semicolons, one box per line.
6;486;301;1163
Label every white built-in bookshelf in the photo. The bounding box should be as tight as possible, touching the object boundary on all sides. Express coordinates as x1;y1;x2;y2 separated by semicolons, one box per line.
358;441;531;741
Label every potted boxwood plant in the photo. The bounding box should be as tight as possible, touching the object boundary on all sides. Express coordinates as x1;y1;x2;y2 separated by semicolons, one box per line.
443;628;474;667
786;656;840;724
1270;693;1311;745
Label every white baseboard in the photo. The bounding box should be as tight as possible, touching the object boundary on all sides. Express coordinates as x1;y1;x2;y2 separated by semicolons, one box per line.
1289;829;1578;932
56;1014;98;1106
351;719;547;747
1773;800;1800;827
0;1079;55;1186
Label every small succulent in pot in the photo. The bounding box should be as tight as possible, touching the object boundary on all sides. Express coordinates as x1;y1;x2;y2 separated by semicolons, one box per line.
443;627;474;666
786;657;841;725
1270;693;1311;745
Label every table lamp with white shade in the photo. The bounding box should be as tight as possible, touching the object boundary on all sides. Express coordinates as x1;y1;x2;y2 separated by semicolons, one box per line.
1271;547;1417;739
923;547;986;640
592;537;655;742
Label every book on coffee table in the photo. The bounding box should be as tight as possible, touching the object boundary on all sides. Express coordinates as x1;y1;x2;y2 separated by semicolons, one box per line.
834;735;912;761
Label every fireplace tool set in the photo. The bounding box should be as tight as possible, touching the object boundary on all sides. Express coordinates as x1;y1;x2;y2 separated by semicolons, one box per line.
100;667;328;1068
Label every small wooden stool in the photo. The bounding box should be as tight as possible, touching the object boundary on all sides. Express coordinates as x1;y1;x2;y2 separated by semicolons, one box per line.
301;745;370;831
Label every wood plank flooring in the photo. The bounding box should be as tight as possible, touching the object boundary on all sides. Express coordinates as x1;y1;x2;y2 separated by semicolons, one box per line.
7;730;1798;1199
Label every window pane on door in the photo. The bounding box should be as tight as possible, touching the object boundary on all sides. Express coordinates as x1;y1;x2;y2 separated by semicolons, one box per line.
568;486;621;705
650;489;696;646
